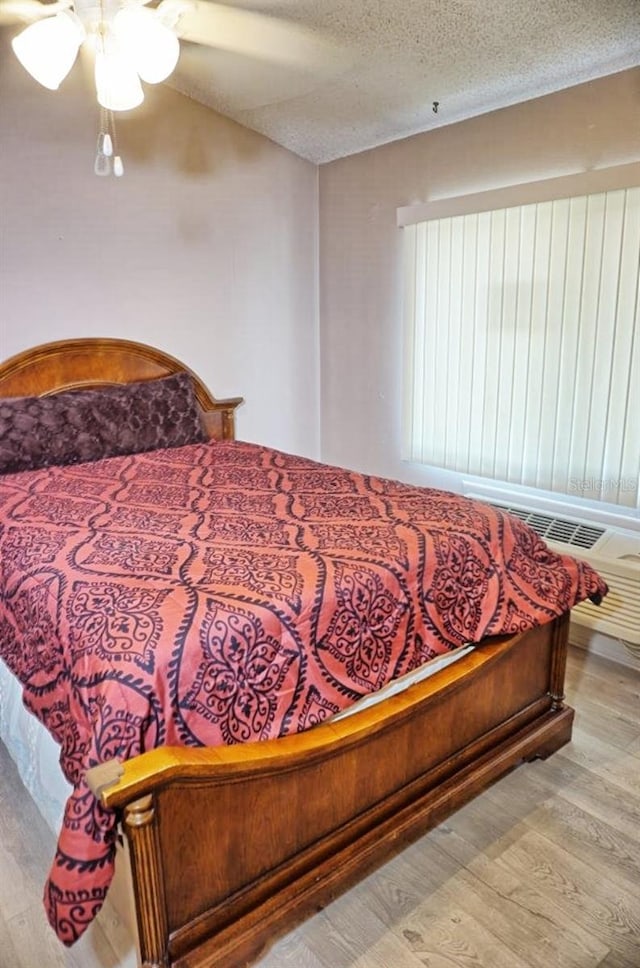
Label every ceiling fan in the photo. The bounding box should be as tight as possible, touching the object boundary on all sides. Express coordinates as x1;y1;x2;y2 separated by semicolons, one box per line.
0;0;348;174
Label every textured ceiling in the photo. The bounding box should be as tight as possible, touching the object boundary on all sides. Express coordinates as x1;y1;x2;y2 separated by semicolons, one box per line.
1;0;638;162
168;0;640;163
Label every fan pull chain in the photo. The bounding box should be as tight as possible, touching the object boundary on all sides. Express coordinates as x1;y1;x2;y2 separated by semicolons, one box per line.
95;106;124;177
109;110;124;177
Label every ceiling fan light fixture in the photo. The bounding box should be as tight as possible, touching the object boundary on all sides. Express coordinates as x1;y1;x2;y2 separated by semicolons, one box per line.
11;11;86;91
95;40;144;111
10;0;184;175
113;6;180;84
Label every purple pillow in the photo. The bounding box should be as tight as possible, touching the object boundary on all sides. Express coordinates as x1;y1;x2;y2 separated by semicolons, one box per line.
0;372;207;475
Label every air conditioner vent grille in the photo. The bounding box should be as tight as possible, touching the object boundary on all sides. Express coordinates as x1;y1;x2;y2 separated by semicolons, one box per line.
489;503;606;550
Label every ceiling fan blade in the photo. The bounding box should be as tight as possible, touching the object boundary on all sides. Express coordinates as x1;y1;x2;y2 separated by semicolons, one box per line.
0;0;71;25
168;42;328;112
160;0;349;73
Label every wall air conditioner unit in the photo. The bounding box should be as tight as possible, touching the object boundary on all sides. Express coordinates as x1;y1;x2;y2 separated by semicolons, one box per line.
465;496;640;653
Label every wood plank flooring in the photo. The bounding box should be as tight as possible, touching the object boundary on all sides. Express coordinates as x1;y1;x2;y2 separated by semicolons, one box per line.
1;645;638;968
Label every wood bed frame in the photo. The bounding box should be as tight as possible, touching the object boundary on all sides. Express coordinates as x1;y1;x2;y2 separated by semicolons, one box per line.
0;338;575;968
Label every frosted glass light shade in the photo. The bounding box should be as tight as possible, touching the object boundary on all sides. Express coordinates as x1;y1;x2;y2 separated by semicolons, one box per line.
113;7;180;84
12;13;85;91
95;43;144;111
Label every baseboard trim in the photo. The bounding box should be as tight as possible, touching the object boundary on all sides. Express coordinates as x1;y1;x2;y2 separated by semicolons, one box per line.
569;623;640;670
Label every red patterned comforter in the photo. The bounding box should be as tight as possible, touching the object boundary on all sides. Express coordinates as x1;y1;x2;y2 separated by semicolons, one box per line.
0;440;606;943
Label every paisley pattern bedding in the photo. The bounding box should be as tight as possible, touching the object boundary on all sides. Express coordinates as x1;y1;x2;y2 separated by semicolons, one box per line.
0;440;606;944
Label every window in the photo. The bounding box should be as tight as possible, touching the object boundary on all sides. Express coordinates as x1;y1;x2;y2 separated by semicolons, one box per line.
401;166;640;509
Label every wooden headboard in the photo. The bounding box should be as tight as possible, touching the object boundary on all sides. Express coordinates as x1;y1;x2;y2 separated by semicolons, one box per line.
0;337;243;441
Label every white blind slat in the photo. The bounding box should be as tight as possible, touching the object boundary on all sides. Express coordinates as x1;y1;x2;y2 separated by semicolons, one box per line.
552;195;587;494
467;212;491;473
423;221;441;463
507;205;536;483
571;193;606;486
480;209;506;478
617;256;640;507
456;214;478;470
536;198;569;491
586;191;624;498
604;188;640;506
521;201;552;486
401;224;419;459
493;206;519;484
445;217;464;469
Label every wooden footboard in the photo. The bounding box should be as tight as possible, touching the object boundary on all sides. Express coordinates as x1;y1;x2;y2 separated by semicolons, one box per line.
97;612;573;968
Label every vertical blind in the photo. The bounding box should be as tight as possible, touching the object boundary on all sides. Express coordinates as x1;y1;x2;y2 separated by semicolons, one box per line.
403;186;640;508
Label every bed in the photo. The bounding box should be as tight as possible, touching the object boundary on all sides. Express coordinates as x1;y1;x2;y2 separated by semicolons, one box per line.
0;338;607;968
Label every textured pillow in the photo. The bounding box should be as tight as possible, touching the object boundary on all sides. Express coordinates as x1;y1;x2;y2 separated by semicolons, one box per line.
0;371;207;475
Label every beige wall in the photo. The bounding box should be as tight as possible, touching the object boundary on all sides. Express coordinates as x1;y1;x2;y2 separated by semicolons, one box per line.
318;68;640;491
0;30;319;456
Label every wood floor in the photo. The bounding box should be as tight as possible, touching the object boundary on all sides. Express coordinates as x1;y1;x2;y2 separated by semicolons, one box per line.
1;645;639;968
